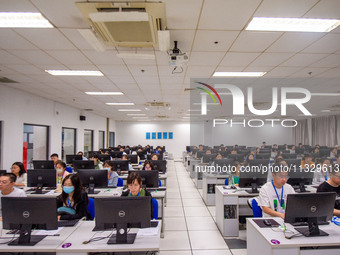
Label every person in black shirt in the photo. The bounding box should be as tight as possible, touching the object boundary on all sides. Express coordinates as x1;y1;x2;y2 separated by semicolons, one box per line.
57;174;91;220
317;167;340;216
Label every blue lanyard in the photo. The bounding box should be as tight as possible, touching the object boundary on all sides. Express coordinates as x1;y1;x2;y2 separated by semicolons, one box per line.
130;190;140;197
325;172;328;181
67;197;74;209
272;181;284;208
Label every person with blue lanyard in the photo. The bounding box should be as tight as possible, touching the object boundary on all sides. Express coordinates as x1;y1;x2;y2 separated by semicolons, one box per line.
121;172;152;198
258;163;295;219
317;167;340;216
57;174;91;221
313;158;331;184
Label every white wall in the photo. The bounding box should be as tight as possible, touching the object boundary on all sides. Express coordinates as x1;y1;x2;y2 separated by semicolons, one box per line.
115;122;190;159
190;120;293;147
0;85;116;170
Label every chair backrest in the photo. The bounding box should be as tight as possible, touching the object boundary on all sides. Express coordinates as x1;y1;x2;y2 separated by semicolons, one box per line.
158;179;162;187
87;197;95;220
152;198;158;220
117;177;123;187
252;198;262;217
224;178;228;186
65;166;73;173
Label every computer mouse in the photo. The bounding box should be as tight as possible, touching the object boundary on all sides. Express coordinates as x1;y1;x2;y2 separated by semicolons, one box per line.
263;219;272;226
230;185;236;189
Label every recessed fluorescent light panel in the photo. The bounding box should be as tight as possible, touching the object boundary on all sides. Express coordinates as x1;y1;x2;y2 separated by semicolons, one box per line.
118;109;141;112
0;12;53;28
127;114;146;116
46;70;103;76
246;17;340;32
321;110;331;112
132;117;148;119
106;103;134;105
86;92;123;96
213;72;266;77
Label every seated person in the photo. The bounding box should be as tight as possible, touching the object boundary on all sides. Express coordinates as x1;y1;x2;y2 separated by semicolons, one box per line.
205;149;212;155
143;160;155;170
215;153;223;160
55;160;70;192
317;167;340;216
11;162;27;187
301;154;315;169
121;155;133;170
330;148;337;159
121;172;152;198
228;161;241;186
77;151;88;160
258;164;295;219
103;160;119;187
50;153;59;167
314;158;331;184
151;154;159;160
0;173;27;220
88;153;103;169
245;154;254;162
57;174;91;221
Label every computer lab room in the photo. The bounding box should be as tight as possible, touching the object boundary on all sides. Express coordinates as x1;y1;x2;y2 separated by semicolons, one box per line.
0;0;340;255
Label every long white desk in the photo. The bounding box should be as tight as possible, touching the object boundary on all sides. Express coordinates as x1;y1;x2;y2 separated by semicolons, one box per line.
247;217;340;255
202;172;229;206
56;221;161;255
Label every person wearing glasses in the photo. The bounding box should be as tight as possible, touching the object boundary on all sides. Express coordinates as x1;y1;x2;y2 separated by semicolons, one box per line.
317;167;340;216
258;163;295;219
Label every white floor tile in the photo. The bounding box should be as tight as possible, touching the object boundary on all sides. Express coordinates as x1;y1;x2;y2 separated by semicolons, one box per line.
181;191;202;199
160;251;192;255
167;191;181;198
164;217;187;231
207;206;216;217
193;250;232;255
186;217;218;231
182;198;206;207
166;198;183;207
230;249;247;255
164;206;184;217
189;230;229;250
184;206;211;217
160;231;191;250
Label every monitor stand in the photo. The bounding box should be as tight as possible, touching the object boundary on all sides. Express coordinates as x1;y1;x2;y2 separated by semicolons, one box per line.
32;184;48;194
295;183;310;193
88;184;100;194
294;217;329;237
8;224;47;246
245;183;259;194
107;223;137;244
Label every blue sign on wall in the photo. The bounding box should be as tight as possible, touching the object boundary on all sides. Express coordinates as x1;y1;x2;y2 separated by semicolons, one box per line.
163;132;167;139
146;132;150;139
152;132;156;139
157;132;162;139
169;132;173;139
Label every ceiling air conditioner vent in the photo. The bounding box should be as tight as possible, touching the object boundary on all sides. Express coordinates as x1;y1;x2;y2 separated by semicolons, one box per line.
76;2;166;48
156;115;169;119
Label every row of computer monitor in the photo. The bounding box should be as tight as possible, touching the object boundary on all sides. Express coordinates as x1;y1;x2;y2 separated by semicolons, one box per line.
198;152;298;162
32;159;167;172
2;191;337;247
24;169;161;194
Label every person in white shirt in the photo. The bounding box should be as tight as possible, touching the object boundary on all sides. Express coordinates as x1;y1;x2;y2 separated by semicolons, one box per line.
259;163;295;219
10;162;27;187
0;173;27;219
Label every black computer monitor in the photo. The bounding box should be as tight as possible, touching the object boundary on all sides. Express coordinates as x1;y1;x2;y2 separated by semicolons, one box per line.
72;160;95;172
94;197;151;244
127;155;138;164
66;154;82;164
238;170;267;193
202;154;217;163
109;160;129;171
284;192;336;237
137;151;146;160
146;154;163;160
27;169;56;194
285;159;302;170
282;153;297;159
129;170;159;188
111;151;123;159
2;197;58;246
151;160;166;173
250;159;270;167
77;169;108;194
196;151;205;159
213;159;233;174
227;154;245;162
98;154;111;162
255;153;271;159
286;169;314;192
32;160;54;170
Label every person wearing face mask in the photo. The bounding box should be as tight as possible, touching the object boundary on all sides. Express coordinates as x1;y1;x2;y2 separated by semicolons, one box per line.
55;160;70;186
57;174;90;221
103;160;119;188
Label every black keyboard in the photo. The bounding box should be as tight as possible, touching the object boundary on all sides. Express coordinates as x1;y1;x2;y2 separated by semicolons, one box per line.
146;187;166;191
292;221;329;226
58;219;80;227
150;221;158;228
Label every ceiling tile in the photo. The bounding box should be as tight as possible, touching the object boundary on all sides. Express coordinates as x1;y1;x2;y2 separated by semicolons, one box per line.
281;53;329;67
185;66;216;78
162;0;203;29
315;68;340;78
155;51;170;66
0;0;38;11
134;76;159;84
0;50;28;65
0;29;38;50
310;54;340;68
189;52;225;66
46;50;92;65
192;31;239;52
249;53;295;67
97;65;131;76
219;52;260;67
230;31;282;52
302;34;340;53
304;0;340;19
289;67;330;77
158;65;186;76
128;65;158;76
265;67;301;77
107;75;135;84
159;76;184;85
15;28;76;50
6;65;44;75
8;50;60;65
199;0;261;30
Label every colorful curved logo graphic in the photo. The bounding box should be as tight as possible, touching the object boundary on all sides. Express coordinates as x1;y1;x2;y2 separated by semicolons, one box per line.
195;82;222;106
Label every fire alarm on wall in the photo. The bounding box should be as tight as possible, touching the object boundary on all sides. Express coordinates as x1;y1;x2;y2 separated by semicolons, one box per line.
80;115;86;121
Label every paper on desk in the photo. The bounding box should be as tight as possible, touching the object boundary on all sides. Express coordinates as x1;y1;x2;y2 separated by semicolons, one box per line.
137;224;160;236
35;227;63;236
45;190;56;195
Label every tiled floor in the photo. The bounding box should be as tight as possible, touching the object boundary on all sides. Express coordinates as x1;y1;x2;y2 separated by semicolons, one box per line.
160;160;247;255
